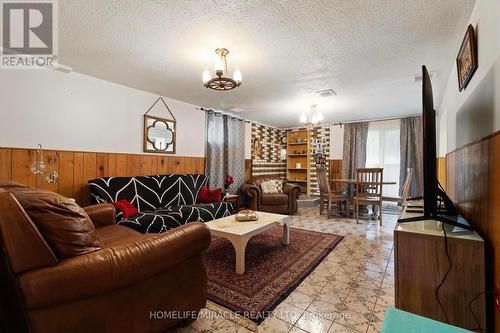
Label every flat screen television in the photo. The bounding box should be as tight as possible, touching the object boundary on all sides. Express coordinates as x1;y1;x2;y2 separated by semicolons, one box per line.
397;65;473;230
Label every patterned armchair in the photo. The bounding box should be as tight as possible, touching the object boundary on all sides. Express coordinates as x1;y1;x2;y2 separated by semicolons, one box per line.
240;176;301;215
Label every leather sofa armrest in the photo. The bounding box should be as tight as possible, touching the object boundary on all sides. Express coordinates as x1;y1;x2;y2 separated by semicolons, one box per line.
84;204;116;228
18;222;211;309
283;182;301;215
240;183;261;211
283;182;301;195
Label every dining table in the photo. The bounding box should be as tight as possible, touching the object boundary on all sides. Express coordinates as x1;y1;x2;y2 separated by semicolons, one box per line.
330;178;397;185
329;179;398;219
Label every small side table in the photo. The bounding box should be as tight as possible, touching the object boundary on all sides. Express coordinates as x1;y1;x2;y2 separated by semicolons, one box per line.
224;194;240;213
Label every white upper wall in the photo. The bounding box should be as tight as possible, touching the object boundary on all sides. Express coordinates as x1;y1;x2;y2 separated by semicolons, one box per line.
0;69;206;157
329;124;344;159
244;121;252;159
438;0;500;154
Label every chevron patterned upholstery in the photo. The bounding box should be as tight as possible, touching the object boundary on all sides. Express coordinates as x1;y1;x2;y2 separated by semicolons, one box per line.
89;174;233;233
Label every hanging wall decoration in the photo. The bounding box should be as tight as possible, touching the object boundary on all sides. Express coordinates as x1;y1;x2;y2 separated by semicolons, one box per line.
252;138;262;157
143;97;176;154
30;144;59;188
456;24;478;92
311;137;329;168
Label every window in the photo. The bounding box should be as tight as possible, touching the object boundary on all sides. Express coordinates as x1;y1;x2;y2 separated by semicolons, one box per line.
366;119;400;197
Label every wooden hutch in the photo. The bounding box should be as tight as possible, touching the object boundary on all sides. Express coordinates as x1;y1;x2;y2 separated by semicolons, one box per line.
286;130;310;195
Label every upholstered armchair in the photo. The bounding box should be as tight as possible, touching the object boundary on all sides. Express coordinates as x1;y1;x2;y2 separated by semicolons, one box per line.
240;176;301;215
0;186;210;333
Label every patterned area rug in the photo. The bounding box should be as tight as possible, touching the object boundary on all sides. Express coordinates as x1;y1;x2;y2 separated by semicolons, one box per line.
203;227;343;324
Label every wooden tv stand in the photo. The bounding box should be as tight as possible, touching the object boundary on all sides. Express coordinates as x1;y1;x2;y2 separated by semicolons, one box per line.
394;203;486;330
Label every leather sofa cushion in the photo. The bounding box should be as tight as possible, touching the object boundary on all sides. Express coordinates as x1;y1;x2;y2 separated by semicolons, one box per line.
96;224;141;245
84;203;116;228
6;186;102;258
18;222;211;309
0;180;29;189
261;193;288;205
0;188;58;274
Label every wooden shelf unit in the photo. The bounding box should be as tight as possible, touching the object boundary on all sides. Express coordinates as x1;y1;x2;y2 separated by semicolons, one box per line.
286;130;310;195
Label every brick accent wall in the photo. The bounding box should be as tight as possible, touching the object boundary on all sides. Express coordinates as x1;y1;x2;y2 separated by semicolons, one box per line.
251;123;286;178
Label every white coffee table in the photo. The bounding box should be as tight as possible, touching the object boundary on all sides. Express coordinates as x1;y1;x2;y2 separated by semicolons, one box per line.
205;212;290;274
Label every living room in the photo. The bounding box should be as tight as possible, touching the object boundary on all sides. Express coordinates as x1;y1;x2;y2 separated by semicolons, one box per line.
0;1;499;333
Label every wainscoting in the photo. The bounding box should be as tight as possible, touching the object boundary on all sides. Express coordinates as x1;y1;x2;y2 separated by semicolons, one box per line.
446;130;500;332
436;157;447;190
328;159;342;192
0;147;205;206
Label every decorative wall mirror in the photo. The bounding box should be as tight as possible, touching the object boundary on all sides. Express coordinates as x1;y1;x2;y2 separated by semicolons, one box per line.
143;97;176;154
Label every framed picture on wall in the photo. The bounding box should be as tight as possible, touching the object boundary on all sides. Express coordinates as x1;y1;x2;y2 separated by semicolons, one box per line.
252;138;261;157
456;24;478;92
143;97;176;154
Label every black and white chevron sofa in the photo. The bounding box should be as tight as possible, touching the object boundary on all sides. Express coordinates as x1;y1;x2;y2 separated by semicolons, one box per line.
88;174;233;233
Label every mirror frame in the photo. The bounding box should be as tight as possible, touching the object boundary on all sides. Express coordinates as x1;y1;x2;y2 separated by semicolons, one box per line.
143;114;176;154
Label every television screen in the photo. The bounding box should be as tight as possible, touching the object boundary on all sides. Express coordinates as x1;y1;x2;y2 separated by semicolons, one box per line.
422;65;438;217
397;65;472;230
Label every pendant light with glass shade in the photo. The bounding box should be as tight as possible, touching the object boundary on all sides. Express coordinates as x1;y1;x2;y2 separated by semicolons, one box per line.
300;104;323;127
202;48;242;91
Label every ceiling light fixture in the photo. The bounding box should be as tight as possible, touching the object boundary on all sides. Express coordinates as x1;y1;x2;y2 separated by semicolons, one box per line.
300;104;323;127
202;48;242;91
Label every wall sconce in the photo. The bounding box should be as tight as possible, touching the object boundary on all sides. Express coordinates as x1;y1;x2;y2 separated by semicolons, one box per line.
31;144;58;188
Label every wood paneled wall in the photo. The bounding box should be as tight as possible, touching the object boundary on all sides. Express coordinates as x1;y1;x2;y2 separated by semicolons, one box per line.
328;159;342;192
0;147;205;206
436;157;447;191
446;130;500;333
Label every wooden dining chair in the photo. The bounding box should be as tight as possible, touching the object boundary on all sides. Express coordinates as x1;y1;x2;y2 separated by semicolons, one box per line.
401;168;414;206
354;168;383;225
316;167;350;218
382;168;414;206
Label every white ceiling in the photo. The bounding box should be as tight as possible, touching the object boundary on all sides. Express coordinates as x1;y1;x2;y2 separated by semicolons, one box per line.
59;0;476;127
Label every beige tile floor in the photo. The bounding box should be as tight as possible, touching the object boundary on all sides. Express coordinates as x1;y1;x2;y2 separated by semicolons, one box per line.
172;207;397;333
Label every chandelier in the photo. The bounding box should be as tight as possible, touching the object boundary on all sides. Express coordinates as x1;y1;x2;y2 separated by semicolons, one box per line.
202;48;242;91
300;104;324;127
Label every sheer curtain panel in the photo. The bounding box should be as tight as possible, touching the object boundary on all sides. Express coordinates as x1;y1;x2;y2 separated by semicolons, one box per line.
365;119;401;197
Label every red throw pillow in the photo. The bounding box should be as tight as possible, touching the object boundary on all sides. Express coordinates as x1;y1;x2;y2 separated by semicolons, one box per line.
112;200;138;218
208;188;222;203
198;186;222;203
198;186;210;203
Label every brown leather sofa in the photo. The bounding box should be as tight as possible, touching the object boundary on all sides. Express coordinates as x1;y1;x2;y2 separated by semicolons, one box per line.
240;177;301;215
0;187;210;333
